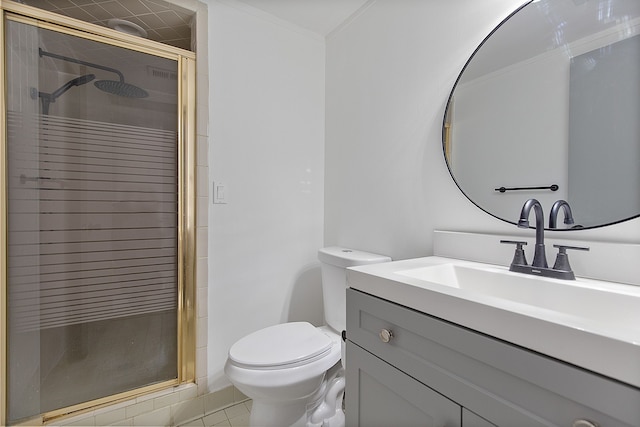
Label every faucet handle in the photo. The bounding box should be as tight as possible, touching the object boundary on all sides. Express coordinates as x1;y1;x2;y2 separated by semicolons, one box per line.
500;240;528;267
552;244;589;274
500;239;527;246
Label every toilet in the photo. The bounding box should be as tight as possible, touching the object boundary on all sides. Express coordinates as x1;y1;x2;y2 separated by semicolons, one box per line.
224;247;391;427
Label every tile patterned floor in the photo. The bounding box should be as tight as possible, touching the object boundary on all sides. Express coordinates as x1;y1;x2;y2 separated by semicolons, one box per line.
179;401;252;427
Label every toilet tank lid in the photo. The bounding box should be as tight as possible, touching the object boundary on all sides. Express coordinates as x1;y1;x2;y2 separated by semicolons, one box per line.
318;246;391;268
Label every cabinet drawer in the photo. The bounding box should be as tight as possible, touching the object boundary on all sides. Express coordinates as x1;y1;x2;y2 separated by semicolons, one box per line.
346;289;640;427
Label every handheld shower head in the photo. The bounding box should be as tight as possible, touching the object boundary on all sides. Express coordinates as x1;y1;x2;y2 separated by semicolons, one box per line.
39;74;96;115
71;74;96;86
50;74;96;100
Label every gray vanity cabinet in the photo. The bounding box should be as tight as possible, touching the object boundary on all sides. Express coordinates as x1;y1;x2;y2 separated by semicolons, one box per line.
346;341;461;426
462;409;496;427
345;288;640;427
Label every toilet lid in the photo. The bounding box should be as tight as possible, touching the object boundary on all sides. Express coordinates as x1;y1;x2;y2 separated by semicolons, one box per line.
229;322;333;369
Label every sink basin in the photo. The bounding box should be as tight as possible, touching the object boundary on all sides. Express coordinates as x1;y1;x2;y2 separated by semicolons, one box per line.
347;256;640;389
396;263;640;328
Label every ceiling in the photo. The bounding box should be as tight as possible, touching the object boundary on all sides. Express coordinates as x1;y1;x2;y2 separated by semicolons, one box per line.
18;0;195;50
16;0;371;51
232;0;371;36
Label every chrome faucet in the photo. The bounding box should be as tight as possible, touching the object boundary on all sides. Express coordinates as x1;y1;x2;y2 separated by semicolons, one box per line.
549;200;574;229
517;198;547;268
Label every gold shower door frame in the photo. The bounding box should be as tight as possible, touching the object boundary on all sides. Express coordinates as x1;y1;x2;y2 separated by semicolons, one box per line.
0;1;197;424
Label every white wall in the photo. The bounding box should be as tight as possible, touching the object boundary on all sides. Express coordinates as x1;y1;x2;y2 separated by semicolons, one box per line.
207;0;326;390
205;0;640;394
325;0;640;264
325;0;518;260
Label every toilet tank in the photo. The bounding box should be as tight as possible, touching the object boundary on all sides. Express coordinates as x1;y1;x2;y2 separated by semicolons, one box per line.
318;247;391;333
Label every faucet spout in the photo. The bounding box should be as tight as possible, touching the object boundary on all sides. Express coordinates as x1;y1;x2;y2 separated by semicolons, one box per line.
517;199;547;268
549;200;574;229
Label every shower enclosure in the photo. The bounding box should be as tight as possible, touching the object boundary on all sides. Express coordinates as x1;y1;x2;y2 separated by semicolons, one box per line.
1;5;195;425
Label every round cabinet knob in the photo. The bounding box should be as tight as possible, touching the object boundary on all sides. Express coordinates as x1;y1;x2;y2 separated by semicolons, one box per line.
572;419;599;427
379;329;393;343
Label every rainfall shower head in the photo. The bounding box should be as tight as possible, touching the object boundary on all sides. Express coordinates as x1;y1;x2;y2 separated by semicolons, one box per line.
39;48;148;99
94;79;148;98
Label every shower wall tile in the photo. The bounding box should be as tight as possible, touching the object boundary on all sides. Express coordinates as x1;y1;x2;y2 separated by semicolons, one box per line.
196;165;209;198
134;389;167;404
196;257;208;289
95;408;126;425
197;286;208;317
194;0;209;64
192;0;210;400
153;391;181;410
195;378;206;396
171;395;205;426
196;347;207;379
196;318;208;348
95;400;132;413
197;135;209;166
179;385;199;402
197;227;208;259
48;384;238;426
53;385;245;426
133;406;171;426
65;416;97;427
197;196;208;228
196;75;209;137
136;387;174;404
197;316;208;380
125;400;155;419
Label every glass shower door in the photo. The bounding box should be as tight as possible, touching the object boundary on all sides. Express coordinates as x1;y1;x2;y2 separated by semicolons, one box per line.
5;18;180;424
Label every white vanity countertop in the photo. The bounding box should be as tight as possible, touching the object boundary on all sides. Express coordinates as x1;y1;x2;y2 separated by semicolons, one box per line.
347;256;640;390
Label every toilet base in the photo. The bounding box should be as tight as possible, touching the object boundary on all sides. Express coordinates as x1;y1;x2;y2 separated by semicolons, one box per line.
247;365;345;427
249;400;307;427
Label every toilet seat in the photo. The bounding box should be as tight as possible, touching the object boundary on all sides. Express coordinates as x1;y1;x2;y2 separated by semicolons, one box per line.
229;322;333;370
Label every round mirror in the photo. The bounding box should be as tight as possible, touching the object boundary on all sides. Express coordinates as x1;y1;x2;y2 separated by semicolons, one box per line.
443;0;640;229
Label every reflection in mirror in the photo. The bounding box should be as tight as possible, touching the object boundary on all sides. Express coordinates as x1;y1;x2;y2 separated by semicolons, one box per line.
443;0;640;230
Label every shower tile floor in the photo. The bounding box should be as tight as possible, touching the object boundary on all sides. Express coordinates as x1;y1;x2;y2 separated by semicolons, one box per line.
179;400;252;427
